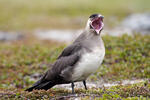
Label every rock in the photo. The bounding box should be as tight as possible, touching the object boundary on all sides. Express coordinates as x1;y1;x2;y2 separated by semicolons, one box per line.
0;31;24;41
122;13;150;34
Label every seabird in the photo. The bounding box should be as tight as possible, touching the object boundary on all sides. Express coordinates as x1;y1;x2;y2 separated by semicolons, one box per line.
26;14;105;93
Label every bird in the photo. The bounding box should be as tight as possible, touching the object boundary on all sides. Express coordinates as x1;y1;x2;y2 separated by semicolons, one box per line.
26;14;105;93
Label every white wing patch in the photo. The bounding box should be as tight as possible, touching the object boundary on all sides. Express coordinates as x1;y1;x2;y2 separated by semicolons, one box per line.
72;47;105;81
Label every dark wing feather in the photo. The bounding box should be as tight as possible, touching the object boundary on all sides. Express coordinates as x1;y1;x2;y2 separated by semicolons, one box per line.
39;43;82;82
45;52;80;80
44;43;82;81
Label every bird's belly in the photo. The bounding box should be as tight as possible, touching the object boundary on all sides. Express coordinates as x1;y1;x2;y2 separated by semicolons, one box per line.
72;47;105;81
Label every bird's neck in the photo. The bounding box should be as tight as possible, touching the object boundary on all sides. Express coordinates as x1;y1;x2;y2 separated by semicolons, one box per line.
74;28;101;44
85;29;101;38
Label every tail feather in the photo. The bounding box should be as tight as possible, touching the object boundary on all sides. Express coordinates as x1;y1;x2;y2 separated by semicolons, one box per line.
25;81;56;92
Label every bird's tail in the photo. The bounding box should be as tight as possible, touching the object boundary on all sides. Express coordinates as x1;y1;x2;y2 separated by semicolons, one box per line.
25;80;56;92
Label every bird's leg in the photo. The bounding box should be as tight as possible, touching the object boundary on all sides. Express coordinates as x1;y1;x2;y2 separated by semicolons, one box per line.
83;80;87;90
71;82;75;94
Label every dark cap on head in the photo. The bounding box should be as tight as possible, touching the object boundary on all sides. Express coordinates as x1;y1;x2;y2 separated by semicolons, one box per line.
89;14;99;18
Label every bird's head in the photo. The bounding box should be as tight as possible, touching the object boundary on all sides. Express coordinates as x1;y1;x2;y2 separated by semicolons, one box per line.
86;14;104;35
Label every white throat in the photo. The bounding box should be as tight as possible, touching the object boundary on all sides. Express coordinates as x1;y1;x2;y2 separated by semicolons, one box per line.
85;19;91;31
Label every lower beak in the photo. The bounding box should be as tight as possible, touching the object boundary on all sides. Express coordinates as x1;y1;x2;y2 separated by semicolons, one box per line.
95;29;100;34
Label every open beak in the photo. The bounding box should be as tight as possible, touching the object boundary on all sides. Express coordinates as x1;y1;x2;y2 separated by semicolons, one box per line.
91;16;104;34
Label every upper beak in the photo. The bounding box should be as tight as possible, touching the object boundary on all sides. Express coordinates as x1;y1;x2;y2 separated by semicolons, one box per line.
100;16;104;19
100;16;104;21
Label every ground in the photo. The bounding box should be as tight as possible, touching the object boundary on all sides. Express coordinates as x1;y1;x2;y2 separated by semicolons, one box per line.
0;34;150;99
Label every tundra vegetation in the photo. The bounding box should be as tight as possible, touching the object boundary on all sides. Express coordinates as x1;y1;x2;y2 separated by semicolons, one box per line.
0;35;150;99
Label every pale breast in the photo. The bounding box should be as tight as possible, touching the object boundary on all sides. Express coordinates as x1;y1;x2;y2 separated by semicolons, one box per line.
72;47;105;81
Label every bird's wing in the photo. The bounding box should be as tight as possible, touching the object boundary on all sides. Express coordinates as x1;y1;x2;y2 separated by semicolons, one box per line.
57;43;82;59
32;43;82;86
46;43;82;79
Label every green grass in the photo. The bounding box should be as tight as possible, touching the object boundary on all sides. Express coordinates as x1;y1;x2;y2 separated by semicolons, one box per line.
0;34;150;99
0;0;150;30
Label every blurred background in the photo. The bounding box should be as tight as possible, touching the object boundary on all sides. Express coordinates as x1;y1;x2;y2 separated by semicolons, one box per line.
0;0;150;99
0;0;149;30
0;0;150;42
